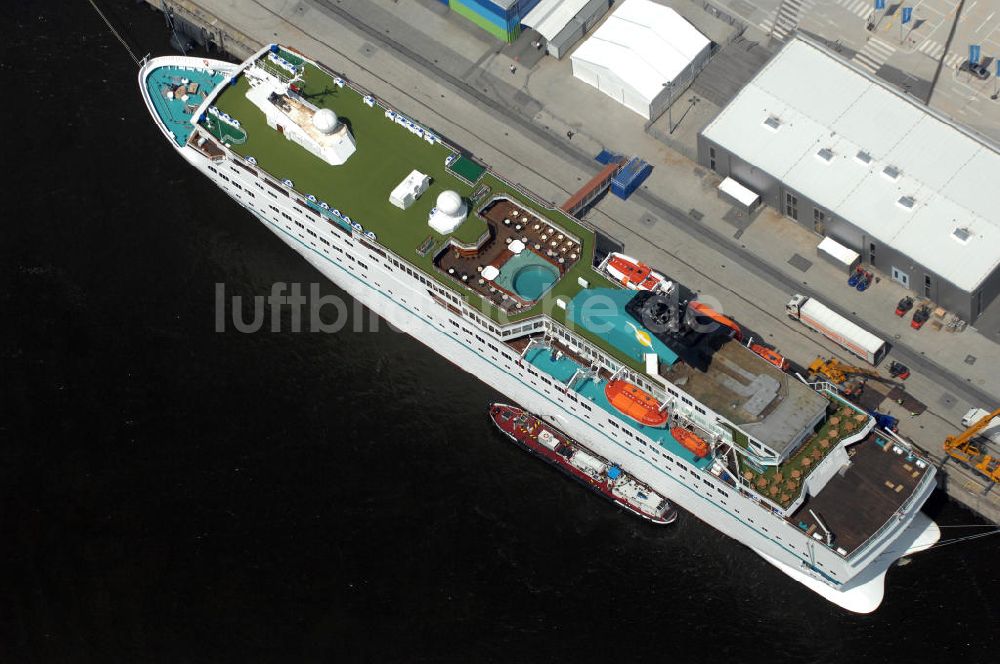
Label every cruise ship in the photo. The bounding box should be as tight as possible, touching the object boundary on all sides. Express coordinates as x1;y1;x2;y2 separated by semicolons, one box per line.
138;45;940;613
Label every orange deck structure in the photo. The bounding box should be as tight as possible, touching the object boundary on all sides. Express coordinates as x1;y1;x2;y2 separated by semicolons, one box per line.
605;380;668;427
604;253;665;291
670;427;710;458
748;343;790;372
687;301;743;340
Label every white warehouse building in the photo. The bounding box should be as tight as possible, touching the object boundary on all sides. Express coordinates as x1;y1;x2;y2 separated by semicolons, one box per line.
699;37;1000;323
570;0;711;120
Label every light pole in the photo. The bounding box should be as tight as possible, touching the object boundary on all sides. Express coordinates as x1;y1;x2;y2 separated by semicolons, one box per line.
663;81;674;133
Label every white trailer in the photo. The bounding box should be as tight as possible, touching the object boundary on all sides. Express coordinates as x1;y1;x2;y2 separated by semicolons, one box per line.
785;294;888;365
962;408;1000;445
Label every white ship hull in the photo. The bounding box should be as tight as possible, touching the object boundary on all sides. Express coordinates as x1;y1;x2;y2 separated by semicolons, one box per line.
247;198;934;612
139;55;939;612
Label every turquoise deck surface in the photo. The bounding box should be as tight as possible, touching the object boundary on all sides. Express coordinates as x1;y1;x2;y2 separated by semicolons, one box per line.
146;66;225;146
565;289;679;366
494;250;559;301
524;346;711;468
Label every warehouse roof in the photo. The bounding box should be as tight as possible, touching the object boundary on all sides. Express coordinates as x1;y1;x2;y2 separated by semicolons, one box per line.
702;37;1000;292
522;0;591;40
571;0;710;102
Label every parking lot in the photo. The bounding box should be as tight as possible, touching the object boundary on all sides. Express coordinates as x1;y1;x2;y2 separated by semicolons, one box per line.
705;0;1000;138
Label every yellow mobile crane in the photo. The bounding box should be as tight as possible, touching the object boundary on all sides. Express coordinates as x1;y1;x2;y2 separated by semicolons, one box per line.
808;357;881;385
944;409;1000;483
807;357;909;398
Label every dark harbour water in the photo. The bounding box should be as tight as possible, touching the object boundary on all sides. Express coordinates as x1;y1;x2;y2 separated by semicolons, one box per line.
1;2;997;662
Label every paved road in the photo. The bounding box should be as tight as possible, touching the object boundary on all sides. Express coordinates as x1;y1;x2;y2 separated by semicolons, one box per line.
303;0;995;413
704;0;1000;139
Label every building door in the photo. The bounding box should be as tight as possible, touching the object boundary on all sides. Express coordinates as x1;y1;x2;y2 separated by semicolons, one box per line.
891;266;910;289
813;208;826;234
785;192;798;221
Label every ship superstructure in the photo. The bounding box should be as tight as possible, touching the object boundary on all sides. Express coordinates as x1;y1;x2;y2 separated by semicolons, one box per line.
139;46;940;612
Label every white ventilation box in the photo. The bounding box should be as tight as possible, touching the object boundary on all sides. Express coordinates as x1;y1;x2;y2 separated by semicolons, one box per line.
390;170;430;210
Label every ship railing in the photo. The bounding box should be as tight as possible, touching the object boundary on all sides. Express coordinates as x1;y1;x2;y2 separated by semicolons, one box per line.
796;374;840;394
520;337;548;359
540;317;661;398
566;368;587;391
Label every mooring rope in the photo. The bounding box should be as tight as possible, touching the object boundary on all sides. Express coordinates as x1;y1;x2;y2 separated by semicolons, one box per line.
87;0;141;67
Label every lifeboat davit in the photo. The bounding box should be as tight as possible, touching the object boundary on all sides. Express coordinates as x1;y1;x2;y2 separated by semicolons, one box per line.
671;427;710;458
604;253;664;291
604;380;668;427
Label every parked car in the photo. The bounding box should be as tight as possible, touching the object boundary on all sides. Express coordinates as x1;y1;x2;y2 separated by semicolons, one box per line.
961;60;991;80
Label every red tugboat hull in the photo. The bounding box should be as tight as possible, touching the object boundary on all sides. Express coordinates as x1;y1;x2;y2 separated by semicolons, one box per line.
489;404;677;524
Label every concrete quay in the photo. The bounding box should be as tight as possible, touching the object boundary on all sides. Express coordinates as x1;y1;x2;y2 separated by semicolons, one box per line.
139;0;999;523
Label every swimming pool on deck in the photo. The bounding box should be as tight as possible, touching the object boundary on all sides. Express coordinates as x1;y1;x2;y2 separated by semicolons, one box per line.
494;250;559;301
146;66;226;146
522;346;711;469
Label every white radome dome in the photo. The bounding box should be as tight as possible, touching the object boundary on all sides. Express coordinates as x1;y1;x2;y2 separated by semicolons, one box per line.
312;108;339;134
437;190;463;215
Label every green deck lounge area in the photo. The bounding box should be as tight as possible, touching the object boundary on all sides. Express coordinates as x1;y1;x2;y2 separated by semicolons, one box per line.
208;53;630;368
211;71;486;248
738;398;870;509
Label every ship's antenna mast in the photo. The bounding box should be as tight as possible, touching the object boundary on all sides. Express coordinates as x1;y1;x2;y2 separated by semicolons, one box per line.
86;0;142;67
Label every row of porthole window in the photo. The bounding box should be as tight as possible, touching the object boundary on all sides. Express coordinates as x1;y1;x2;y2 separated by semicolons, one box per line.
219;164;811;561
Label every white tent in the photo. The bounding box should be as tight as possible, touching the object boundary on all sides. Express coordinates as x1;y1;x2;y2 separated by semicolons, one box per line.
571;0;711;119
522;0;592;40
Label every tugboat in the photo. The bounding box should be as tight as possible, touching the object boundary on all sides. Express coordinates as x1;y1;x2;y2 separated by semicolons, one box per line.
489;403;678;524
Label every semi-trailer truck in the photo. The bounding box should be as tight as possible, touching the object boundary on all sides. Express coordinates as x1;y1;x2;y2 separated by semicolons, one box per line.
785;294;888;365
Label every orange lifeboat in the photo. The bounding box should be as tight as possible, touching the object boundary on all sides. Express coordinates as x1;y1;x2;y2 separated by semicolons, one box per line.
671;427;710;458
604;380;668;427
604;253;665;291
749;343;790;372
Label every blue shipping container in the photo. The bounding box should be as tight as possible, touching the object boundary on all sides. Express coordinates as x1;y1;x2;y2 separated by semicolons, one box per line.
610;157;651;199
595;149;624;165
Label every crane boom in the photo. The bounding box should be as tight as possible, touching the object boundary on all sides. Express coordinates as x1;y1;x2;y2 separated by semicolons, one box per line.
944;408;1000;483
807;357;882;385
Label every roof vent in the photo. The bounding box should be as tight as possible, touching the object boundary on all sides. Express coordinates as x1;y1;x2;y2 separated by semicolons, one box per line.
882;164;901;180
763;115;782;131
897;195;915;210
855;150;872;164
952;227;972;243
816;148;834;162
